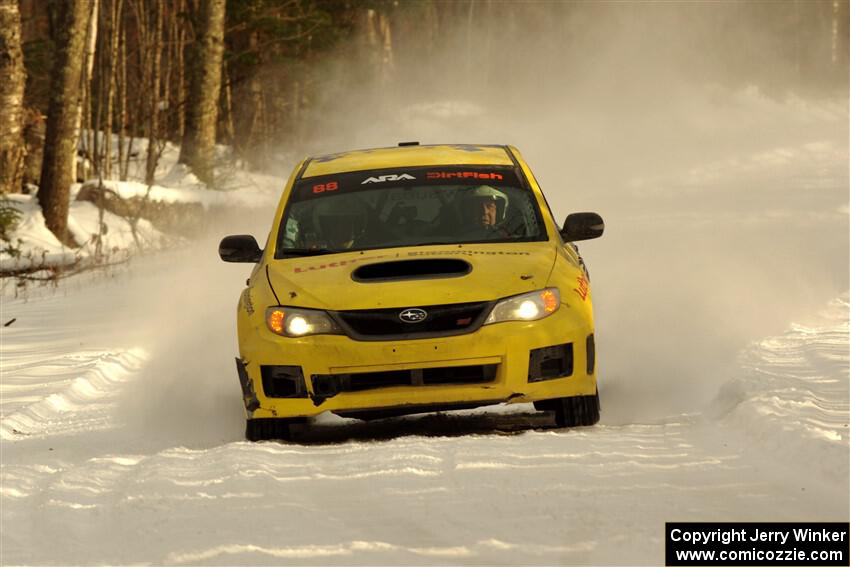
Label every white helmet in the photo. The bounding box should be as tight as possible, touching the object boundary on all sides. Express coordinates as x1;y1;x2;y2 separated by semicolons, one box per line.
462;185;508;221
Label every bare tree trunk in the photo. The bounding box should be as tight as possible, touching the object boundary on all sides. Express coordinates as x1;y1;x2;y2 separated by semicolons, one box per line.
161;0;172;141
0;0;27;194
291;78;300;134
221;64;234;145
145;0;163;185
117;16;128;180
102;0;123;179
465;0;474;93
231;27;263;166
364;7;394;87
91;13;103;175
80;58;91;178
179;0;225;185
130;0;150;158
74;0;98;181
378;11;394;86
175;0;187;141
835;0;849;78
37;0;93;245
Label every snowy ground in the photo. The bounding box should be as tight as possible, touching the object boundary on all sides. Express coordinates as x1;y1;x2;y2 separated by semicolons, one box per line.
1;258;846;565
1;88;848;565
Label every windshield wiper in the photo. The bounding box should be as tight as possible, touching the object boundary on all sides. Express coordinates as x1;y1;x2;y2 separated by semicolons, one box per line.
279;248;337;257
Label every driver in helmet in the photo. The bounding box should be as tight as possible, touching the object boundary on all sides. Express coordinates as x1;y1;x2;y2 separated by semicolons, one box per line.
459;185;508;232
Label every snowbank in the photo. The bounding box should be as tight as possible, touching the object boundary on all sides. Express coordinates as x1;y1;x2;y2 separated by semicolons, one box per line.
1;135;285;277
0;192;166;273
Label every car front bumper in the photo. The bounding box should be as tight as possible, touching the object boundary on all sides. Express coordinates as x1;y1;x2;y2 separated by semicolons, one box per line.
237;307;596;419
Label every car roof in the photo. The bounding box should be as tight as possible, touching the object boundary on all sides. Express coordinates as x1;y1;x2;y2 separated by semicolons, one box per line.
302;144;515;178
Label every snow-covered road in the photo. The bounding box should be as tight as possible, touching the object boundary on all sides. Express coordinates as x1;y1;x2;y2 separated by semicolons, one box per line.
2;86;848;565
1;245;847;565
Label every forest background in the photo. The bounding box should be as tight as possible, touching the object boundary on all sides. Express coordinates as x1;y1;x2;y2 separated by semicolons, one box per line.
0;0;847;249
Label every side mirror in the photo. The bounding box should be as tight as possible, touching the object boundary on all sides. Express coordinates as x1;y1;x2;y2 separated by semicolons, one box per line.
560;212;604;242
219;235;263;263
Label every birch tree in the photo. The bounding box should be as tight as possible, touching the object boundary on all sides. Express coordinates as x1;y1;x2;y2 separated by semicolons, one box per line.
76;0;97;180
0;0;26;194
145;0;164;184
101;0;124;179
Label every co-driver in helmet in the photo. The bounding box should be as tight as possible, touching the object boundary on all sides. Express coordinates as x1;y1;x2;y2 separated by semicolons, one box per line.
457;185;509;235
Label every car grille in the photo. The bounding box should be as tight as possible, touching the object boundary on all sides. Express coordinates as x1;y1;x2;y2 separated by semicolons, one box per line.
331;301;492;340
311;364;498;398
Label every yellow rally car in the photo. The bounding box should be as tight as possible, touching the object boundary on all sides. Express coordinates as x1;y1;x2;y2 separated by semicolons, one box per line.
219;143;604;441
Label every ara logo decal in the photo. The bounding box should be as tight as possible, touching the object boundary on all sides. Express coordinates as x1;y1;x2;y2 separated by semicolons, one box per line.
573;274;590;301
398;308;428;323
361;173;416;184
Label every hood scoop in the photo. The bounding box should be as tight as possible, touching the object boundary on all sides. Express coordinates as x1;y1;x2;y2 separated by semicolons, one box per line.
352;259;471;283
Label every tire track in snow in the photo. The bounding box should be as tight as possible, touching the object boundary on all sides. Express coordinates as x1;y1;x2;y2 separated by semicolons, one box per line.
712;293;849;484
0;348;147;440
3;421;830;565
1;252;847;564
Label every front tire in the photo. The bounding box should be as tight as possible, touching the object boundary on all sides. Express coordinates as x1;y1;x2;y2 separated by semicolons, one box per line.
535;390;600;427
245;418;294;441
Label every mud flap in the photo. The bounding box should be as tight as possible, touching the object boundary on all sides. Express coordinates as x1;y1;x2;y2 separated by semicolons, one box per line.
235;358;261;415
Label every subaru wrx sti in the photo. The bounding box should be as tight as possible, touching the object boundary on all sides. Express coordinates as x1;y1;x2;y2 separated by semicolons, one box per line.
219;143;604;441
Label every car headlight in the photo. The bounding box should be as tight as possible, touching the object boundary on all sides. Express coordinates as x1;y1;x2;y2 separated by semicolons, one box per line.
265;306;341;337
484;288;560;325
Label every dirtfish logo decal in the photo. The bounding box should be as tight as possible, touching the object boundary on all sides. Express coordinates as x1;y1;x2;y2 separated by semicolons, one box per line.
361;173;416;184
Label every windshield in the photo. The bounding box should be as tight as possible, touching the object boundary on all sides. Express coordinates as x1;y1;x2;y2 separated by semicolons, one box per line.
275;166;548;257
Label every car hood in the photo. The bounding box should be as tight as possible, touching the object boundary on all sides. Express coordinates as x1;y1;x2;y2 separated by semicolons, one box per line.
266;243;557;310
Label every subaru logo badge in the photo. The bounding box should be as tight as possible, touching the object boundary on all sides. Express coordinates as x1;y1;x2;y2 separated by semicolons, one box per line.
399;308;427;323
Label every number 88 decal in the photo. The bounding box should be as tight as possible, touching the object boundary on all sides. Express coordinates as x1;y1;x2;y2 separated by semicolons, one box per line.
312;181;339;194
